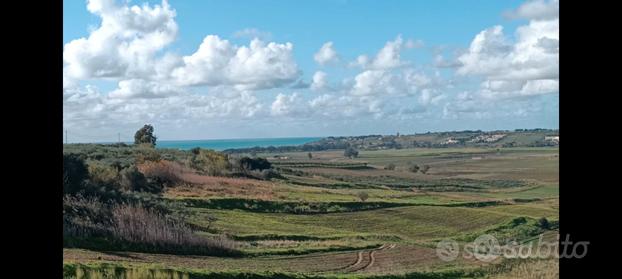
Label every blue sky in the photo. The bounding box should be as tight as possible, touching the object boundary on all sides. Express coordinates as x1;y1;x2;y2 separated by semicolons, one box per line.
63;0;558;142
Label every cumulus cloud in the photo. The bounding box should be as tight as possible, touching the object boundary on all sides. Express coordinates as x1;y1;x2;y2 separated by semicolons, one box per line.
271;93;308;116
314;42;339;66
108;79;182;99
350;69;440;97
353;35;407;70
64;84;264;137
310;71;328;91
171;36;301;90
64;0;178;80
457;11;558;98
504;0;559;20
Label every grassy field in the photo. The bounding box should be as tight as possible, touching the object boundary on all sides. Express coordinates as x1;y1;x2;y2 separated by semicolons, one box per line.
64;146;559;278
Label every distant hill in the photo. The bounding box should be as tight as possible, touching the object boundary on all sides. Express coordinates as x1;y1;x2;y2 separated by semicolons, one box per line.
222;129;559;154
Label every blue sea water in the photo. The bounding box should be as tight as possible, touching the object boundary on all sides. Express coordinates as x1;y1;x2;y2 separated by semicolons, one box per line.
155;137;322;151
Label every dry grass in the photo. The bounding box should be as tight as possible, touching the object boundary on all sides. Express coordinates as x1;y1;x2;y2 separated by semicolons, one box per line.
164;174;276;200
488;259;559;279
137;160;188;184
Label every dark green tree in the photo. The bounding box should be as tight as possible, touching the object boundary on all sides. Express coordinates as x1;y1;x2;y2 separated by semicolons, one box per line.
344;147;359;158
134;124;157;146
63;153;89;195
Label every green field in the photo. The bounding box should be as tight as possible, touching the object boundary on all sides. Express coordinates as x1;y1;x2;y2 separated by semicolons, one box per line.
64;145;559;278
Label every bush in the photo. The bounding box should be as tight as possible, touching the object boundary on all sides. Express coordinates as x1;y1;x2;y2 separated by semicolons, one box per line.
408;163;420;173
357;191;369;202
538;217;550;229
135;145;161;163
236;157;271;172
139;160;183;186
64;196;238;256
191;149;231;176
344;147;359;158
119;166;161;193
384;163;396;170
64;153;89;195
88;161;119;187
420;164;430;174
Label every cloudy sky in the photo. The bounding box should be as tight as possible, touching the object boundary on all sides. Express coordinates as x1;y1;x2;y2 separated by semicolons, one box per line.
63;0;559;142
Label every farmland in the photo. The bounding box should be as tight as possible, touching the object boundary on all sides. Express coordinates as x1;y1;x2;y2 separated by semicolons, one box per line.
63;143;558;278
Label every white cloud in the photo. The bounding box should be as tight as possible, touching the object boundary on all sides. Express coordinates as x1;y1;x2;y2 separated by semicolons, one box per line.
353;35;407;70
504;0;559;20
310;71;328;91
405;39;424;49
64;0;178;80
108;79;182;99
233;28;272;40
314;42;339;66
172;36;301;90
457;13;558;98
350;69;439;97
271;92;307;116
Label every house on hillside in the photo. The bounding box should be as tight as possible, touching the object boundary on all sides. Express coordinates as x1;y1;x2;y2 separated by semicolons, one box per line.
544;136;559;144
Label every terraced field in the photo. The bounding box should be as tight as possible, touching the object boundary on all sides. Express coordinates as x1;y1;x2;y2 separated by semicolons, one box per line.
64;147;559;278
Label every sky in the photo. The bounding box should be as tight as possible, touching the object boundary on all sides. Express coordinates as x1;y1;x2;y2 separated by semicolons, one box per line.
63;0;559;142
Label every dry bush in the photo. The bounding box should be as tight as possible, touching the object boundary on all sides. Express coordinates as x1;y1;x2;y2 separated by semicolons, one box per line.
63;195;112;238
138;160;186;186
64;195;238;256
111;203;237;255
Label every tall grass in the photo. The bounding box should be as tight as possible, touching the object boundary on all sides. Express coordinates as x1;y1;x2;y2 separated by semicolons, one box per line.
64;196;239;256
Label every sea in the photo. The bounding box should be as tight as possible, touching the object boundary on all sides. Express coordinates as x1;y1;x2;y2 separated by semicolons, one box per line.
154;137;322;151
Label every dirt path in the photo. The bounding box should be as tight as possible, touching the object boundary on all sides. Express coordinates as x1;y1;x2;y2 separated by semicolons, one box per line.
340;243;395;273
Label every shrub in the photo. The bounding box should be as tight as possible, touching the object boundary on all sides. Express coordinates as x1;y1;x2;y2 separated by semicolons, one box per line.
135;145;161;163
235;157;271;173
64;195;238;256
64;153;89;195
357;191;369;202
384;163;396;170
138;160;182;186
420;164;431;174
538;217;550;229
119;166;161;193
191;149;231;176
344;147;359;158
88;161;119;187
408;163;420;173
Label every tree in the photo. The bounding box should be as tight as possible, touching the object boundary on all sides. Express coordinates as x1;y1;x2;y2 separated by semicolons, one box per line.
408;163;420;173
420;165;430;174
357;191;369;202
308;152;313;159
63;153;89;195
538;217;550;229
384;163;396;170
344;147;359;158
134;124;157;146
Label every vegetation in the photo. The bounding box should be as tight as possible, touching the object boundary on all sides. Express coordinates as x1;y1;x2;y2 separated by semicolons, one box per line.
134;124;157;146
64;128;558;278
